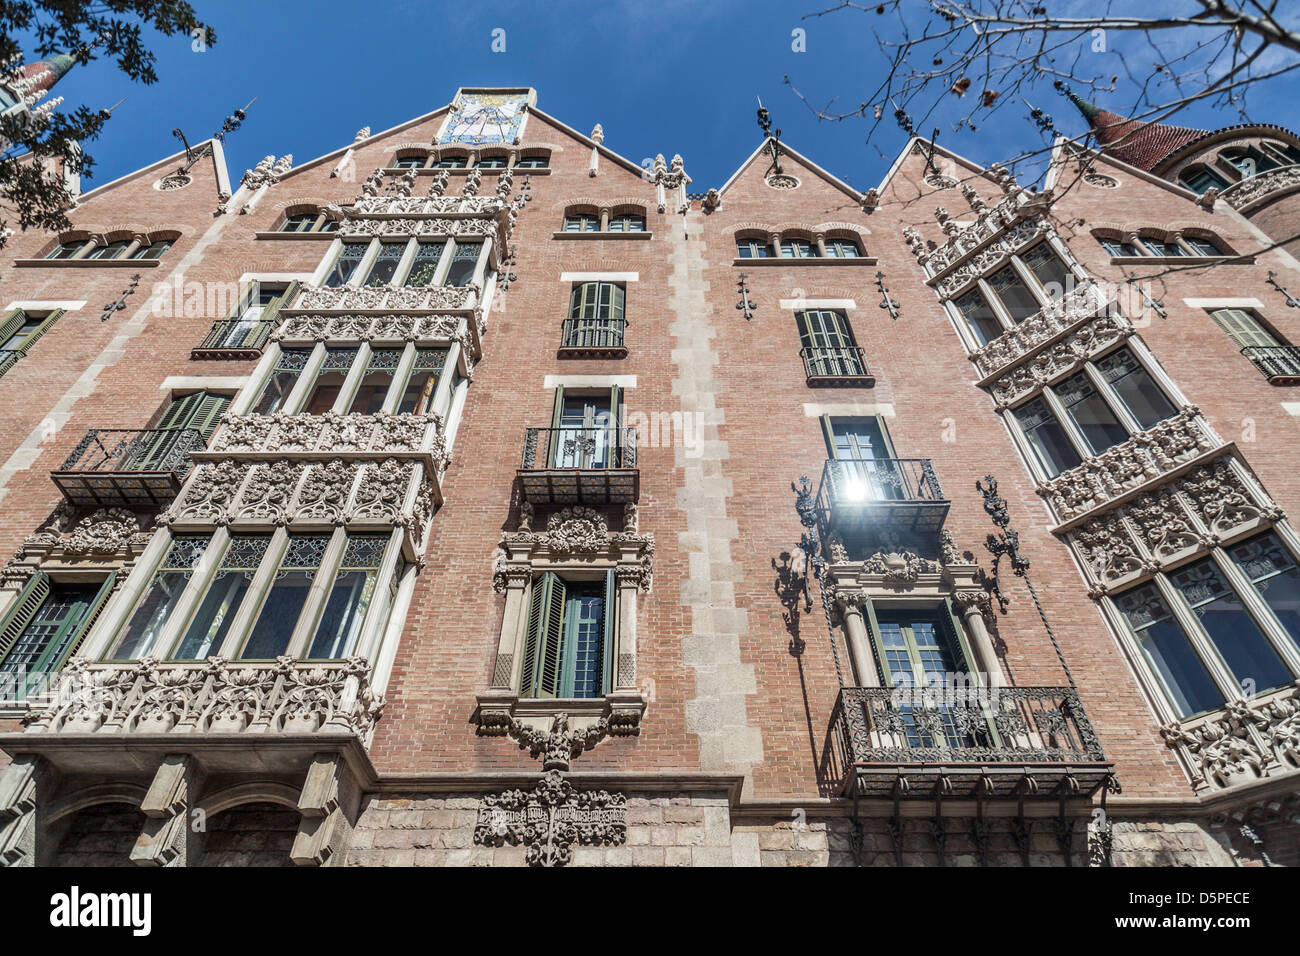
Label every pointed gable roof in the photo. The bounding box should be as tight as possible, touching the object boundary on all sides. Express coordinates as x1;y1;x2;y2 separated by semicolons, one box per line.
1064;91;1207;172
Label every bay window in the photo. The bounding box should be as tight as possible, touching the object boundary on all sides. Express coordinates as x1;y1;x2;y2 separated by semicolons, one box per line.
172;535;271;660
251;348;311;415
324;236;487;290
948;241;1081;346
109;536;208;660
1114;531;1300;719
308;536;394;659
239;535;331;659
395;348;447;414
1008;345;1178;479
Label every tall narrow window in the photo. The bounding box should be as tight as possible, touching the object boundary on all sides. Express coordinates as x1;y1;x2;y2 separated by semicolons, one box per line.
252;348;311;415
171;536;271;659
396;348;447;414
323;242;368;287
1014;397;1082;478
1229;532;1300;649
986;265;1040;321
346;348;403;414
110;536;209;659
307;535;390;659
1170;559;1293;696
363;242;406;287
825;417;900;501
554;395;613;468
520;572;613;699
1095;347;1176;430
240;535;331;660
1020;243;1072;299
1056;370;1128;455
404;242;444;287
443;241;481;287
302;348;358;415
1115;584;1224;719
567;281;625;351
954;289;1003;345
0;578;114;702
797;309;866;378
875;610;970;747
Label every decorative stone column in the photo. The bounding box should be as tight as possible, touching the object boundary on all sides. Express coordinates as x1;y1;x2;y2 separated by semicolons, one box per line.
953;590;1003;688
835;590;879;688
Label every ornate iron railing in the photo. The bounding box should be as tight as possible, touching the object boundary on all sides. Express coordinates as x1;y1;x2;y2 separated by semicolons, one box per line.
801;345;872;382
1241;345;1300;383
560;316;626;352
57;428;204;475
830;686;1106;767
192;318;276;354
52;429;204;507
521;427;638;469
819;457;944;506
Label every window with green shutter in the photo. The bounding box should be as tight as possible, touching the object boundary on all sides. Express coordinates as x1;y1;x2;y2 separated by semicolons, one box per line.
131;391;232;471
0;308;66;377
0;573;116;702
520;572;615;699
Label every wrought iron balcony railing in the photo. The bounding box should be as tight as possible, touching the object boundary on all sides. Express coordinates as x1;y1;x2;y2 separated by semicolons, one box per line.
52;428;203;507
191;318;277;358
827;686;1112;799
817;457;948;538
1241;345;1300;385
518;426;638;504
801;345;874;385
559;317;627;357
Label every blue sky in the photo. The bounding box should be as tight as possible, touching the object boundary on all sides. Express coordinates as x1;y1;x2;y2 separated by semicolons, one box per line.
18;0;1300;194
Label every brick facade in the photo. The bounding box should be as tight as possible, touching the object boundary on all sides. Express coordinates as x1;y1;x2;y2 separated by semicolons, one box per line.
1;86;1298;867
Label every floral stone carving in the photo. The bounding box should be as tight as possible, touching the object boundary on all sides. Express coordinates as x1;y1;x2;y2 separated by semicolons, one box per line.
473;769;627;867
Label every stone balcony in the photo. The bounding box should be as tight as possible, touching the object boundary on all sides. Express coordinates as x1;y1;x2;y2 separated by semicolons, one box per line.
205;411;446;465
1220;164;1300;212
969;281;1114;381
1036;407;1222;528
288;282;479;315
349;194;510;218
22;656;381;740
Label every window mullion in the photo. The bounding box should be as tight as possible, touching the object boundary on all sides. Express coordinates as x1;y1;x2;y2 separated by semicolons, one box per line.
348;239;383;288
384;343;419;415
391;238;420;286
975;277;1016;332
354;528;407;662
430;239;456;286
80;531;174;659
232;343;283;416
284;343;328;415
332;343;372;415
1082;361;1142;435
1008;255;1049;309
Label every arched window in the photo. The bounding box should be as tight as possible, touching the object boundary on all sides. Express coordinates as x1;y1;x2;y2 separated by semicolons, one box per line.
825;237;862;258
607;212;645;232
515;152;550;169
736;235;774;258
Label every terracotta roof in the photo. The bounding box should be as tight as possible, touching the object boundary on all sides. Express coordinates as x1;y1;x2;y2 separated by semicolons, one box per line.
1065;92;1207;171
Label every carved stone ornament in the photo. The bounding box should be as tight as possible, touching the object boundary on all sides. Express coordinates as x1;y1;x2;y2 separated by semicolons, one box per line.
861;550;940;584
292;282;479;314
969;281;1113;381
1161;688;1300;791
1036;407;1218;523
493;507;654;592
933;218;1047;299
154;174;192;191
25;656;383;739
1223;164;1300;211
1069;457;1281;592
545;506;610;554
473;768;627;867
765;174;799;190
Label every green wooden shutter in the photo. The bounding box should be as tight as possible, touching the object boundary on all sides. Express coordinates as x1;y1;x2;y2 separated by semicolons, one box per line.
0;573;51;661
136;392;231;470
874;415;898;458
1210;309;1280;348
536;576;566;698
548;387;566;467
186;392;233;441
263;280;300;326
601;570;616;694
521;573;567;699
29;574;117;676
519;575;548;696
0;309;25;344
18;309;64;354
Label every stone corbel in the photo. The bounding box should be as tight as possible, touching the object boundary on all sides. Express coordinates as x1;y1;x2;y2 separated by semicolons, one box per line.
0;754;49;867
291;752;362;866
131;753;206;866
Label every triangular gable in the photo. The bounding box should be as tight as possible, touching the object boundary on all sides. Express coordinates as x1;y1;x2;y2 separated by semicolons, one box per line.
717;136;864;201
